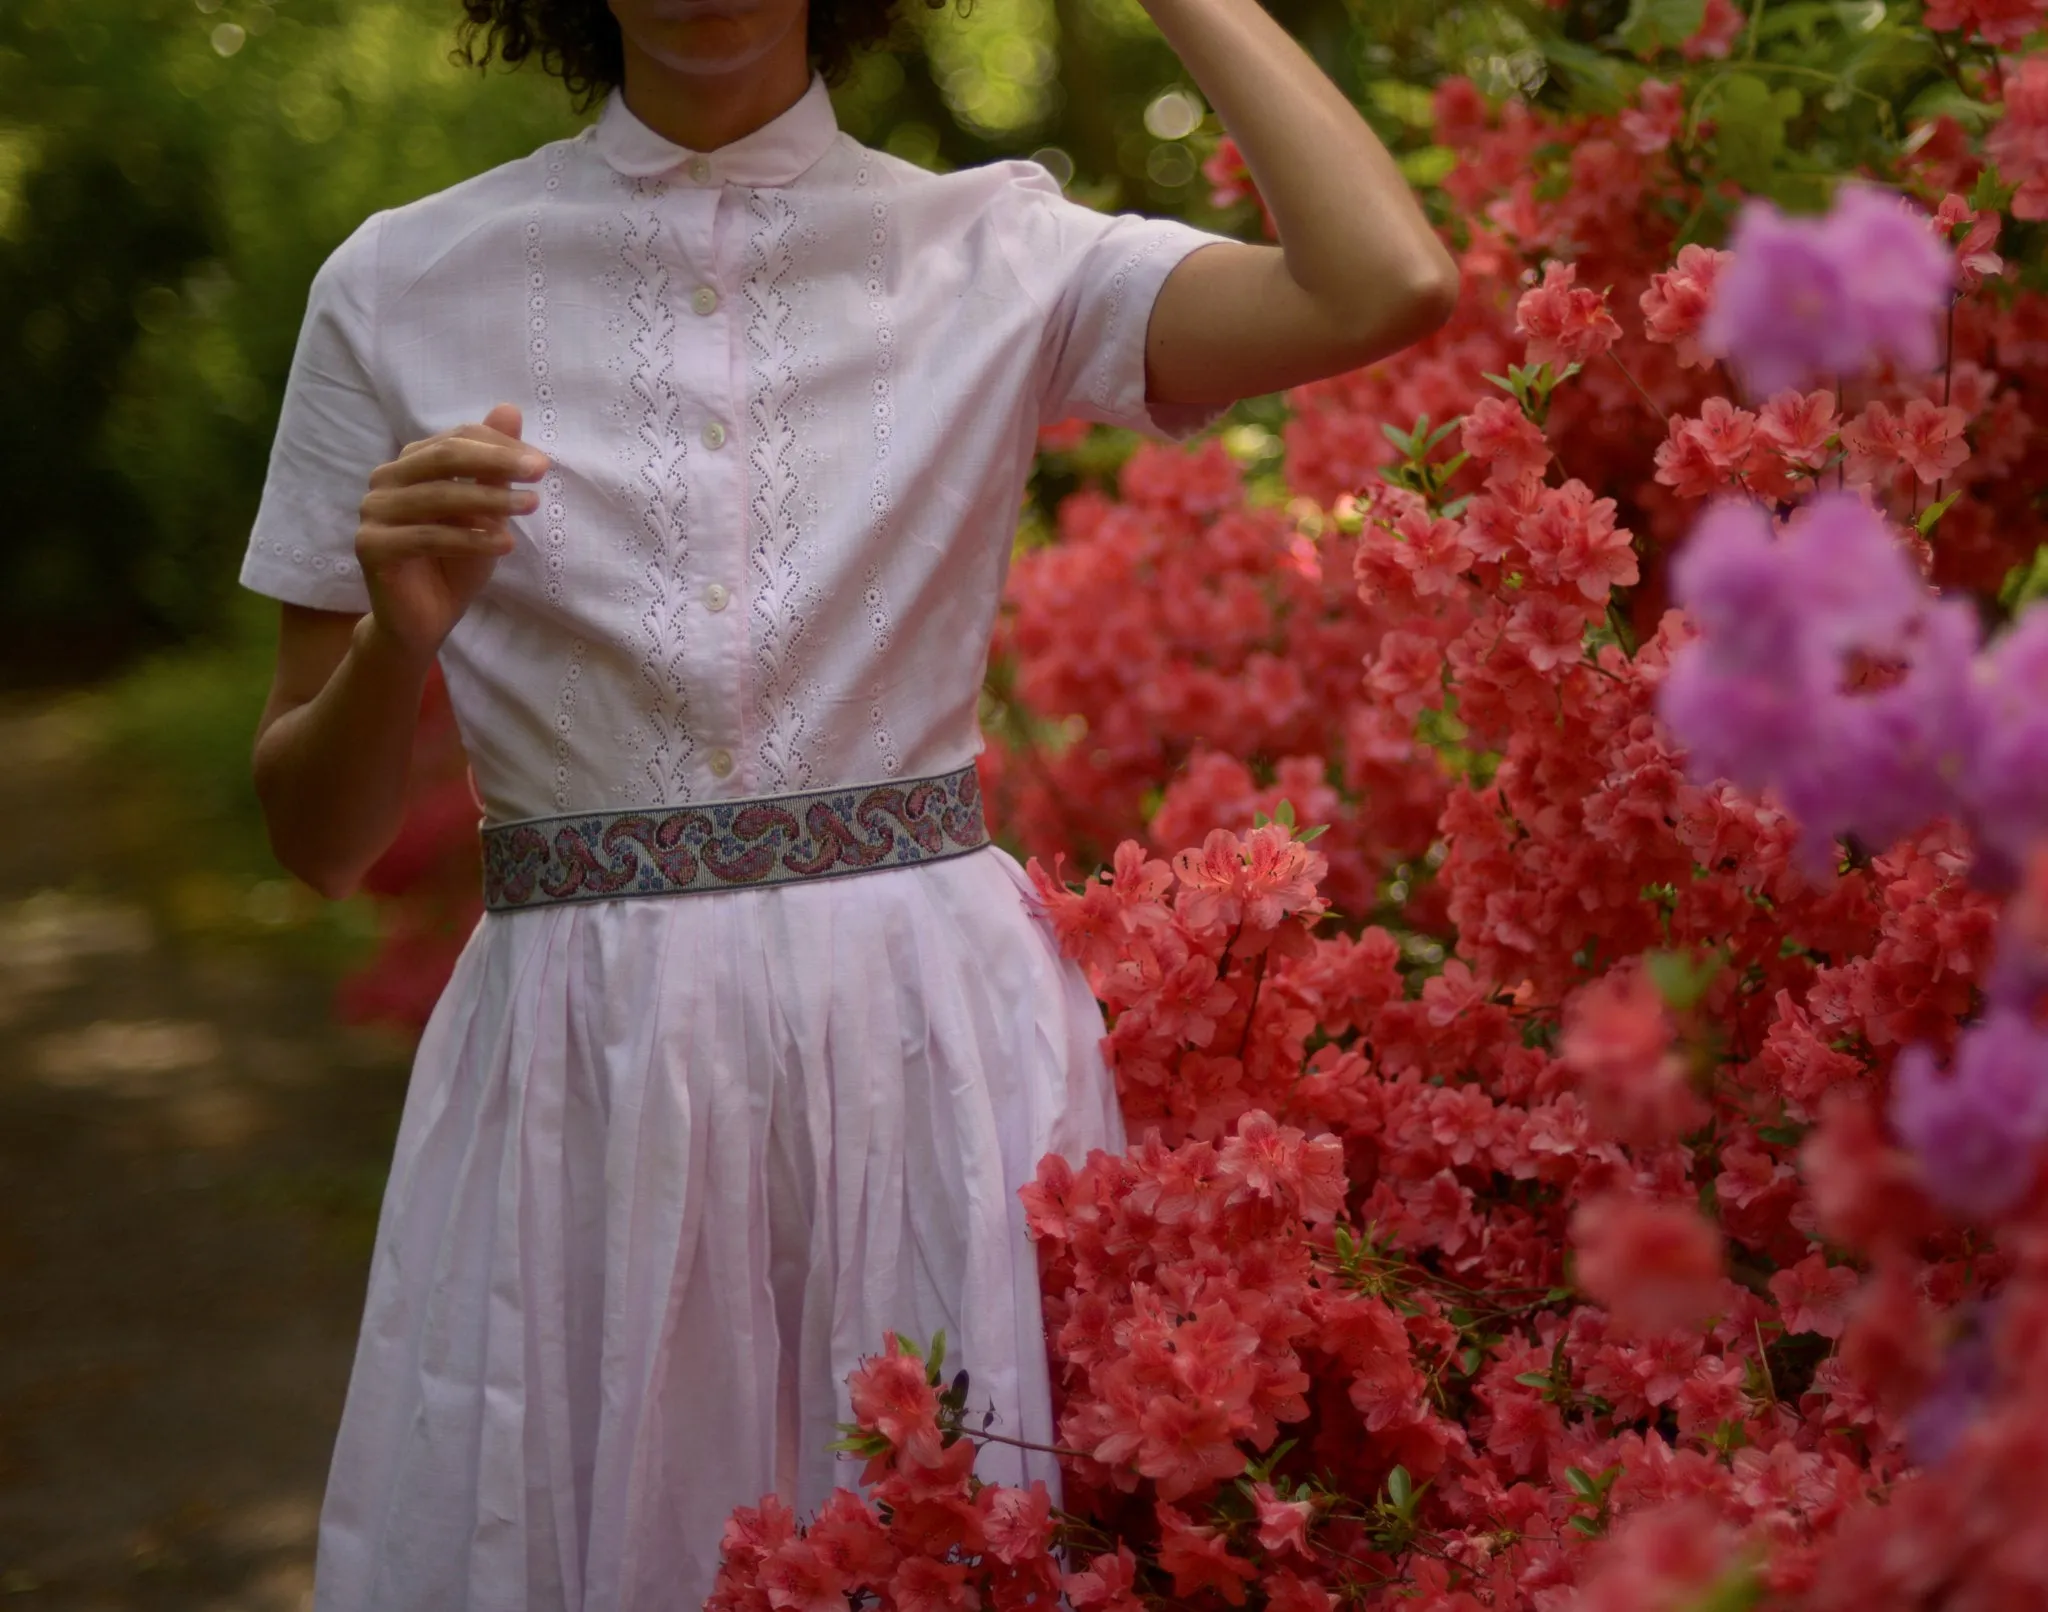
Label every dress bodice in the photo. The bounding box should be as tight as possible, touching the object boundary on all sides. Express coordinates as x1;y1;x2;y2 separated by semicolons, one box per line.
240;77;1224;822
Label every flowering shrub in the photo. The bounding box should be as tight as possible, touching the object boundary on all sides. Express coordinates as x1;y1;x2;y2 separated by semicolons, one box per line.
354;0;2048;1604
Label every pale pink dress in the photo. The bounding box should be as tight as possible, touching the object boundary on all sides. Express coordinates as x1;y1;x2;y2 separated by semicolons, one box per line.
240;74;1227;1612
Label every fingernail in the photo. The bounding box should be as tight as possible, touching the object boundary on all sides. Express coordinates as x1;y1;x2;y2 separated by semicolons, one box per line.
521;454;548;476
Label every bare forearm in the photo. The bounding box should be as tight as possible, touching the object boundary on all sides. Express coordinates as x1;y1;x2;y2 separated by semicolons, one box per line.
253;615;431;899
1146;0;1457;319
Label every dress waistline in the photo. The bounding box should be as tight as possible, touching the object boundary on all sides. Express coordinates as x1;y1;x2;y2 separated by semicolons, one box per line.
479;763;990;912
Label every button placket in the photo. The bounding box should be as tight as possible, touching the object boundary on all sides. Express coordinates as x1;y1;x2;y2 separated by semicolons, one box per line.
675;183;743;794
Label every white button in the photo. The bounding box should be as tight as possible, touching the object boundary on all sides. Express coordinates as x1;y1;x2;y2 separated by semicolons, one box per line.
702;419;727;450
686;156;712;184
690;286;718;317
709;748;735;778
703;582;729;612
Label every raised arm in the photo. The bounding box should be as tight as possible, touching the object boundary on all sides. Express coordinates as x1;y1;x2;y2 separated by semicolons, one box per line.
1141;0;1461;409
252;405;542;898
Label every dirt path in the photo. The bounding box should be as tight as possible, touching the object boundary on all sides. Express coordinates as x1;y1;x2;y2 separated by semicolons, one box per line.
0;698;414;1610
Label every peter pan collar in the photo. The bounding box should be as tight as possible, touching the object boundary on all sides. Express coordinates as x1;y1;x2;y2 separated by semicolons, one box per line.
590;73;838;186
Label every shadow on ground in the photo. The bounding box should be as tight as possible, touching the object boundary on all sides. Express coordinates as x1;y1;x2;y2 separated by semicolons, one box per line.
0;699;414;1610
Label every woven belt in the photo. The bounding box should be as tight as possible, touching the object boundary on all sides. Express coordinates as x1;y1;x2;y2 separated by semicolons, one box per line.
480;762;990;912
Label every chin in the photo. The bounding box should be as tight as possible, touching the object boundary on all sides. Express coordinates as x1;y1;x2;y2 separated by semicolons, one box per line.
614;0;803;76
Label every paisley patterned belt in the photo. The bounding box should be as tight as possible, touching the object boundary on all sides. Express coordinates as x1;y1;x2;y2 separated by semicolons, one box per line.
479;762;991;912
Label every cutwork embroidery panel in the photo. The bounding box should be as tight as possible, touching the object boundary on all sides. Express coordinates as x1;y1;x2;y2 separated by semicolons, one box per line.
618;177;698;803
743;188;820;794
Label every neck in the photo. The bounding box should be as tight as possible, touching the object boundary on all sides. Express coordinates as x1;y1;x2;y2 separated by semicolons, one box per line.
617;40;813;153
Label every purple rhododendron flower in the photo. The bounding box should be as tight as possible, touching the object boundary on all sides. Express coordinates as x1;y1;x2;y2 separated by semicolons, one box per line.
1963;603;2048;885
1904;1307;1999;1467
1703;184;1954;397
1658;493;1984;875
1823;184;1956;376
1816;599;1983;854
1890;1009;2048;1221
1702;206;1865;398
1776;493;1930;664
1666;499;1806;671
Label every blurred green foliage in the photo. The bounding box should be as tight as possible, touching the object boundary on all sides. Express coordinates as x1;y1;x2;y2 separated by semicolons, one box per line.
1;0;1995;689
0;0;1535;684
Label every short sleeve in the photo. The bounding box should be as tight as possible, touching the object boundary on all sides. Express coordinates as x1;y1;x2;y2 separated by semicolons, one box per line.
989;165;1234;442
239;215;398;613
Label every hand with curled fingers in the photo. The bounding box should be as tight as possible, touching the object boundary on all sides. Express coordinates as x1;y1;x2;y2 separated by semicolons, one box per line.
356;402;547;664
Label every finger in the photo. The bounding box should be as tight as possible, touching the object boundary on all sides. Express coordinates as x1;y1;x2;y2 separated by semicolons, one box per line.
362;482;538;526
482;402;523;441
372;439;548;490
358;522;517;564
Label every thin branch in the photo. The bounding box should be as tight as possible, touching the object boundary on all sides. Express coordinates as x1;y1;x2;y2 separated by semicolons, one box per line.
1605;349;1670;424
968;1426;1089;1460
1934;295;1960;511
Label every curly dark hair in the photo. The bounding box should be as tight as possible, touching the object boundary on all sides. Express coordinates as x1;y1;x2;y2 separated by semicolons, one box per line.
456;0;928;110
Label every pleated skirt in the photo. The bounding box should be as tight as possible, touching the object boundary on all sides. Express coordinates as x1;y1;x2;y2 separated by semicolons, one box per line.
311;844;1122;1612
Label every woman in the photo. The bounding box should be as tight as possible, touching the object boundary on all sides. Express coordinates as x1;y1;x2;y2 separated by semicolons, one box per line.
244;0;1456;1604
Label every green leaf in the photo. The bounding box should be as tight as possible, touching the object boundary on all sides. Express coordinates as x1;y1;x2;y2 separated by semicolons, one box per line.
1387;1465;1414;1510
1368;79;1439;129
1398;145;1459;187
1538;35;1641;115
1755;1123;1806;1147
1916;492;1961;536
1616;0;1707;56
1565;1466;1601;1500
2001;544;2048;613
1678;1561;1766;1612
1905;80;1997;135
929;1329;947;1378
1646;947;1725;1012
1707;74;1804;191
1382;421;1417;454
1297;823;1330;844
1513;1371;1555;1389
1971;162;2017;215
1274;798;1297;828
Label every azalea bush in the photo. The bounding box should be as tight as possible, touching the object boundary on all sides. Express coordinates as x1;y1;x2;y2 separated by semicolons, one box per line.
356;0;2048;1606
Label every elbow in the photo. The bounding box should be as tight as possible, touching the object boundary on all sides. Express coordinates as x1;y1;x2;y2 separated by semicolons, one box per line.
1397;250;1462;343
1325;250;1462;373
261;818;362;904
252;760;361;903
301;862;362;904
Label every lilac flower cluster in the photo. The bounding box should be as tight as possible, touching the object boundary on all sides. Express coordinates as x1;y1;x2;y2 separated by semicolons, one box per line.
1660;492;2048;1222
1892;1011;2048;1220
1700;184;1955;397
1657;493;1990;875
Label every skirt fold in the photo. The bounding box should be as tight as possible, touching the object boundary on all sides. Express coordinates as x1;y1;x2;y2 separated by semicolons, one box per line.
313;847;1123;1612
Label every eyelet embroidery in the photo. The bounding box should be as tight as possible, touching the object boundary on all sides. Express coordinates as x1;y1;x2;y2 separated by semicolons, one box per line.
1093;231;1174;417
855;163;902;778
743;188;814;793
528;143;585;811
620;186;698;802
